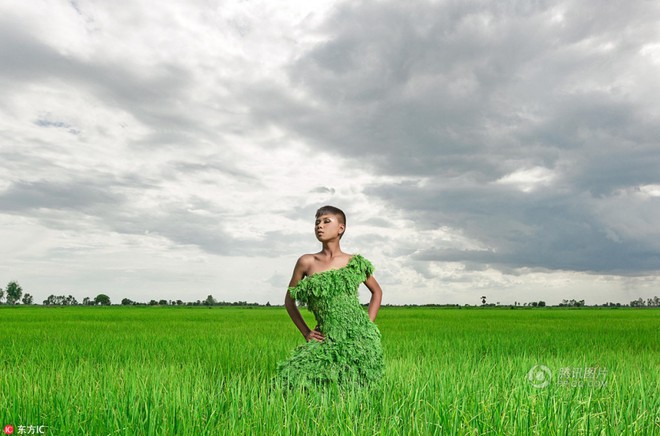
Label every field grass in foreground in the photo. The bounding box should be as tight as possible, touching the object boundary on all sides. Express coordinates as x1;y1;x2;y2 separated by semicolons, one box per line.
0;306;658;435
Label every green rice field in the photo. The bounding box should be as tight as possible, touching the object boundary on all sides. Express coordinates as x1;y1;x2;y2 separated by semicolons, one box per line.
1;306;658;435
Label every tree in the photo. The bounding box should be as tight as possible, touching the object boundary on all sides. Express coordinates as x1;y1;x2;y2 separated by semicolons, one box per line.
204;295;216;306
43;294;78;306
121;298;134;305
5;281;23;305
538;301;546;307
22;293;34;305
481;296;486;305
94;294;111;306
0;286;4;304
630;297;645;307
559;299;584;307
158;299;168;306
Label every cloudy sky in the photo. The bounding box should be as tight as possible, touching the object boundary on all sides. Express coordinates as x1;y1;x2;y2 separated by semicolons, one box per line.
1;0;659;306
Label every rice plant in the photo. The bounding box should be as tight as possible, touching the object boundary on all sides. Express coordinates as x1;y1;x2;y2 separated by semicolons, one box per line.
1;306;657;435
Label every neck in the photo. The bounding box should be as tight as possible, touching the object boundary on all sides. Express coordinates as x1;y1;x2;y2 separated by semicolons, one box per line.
320;240;343;257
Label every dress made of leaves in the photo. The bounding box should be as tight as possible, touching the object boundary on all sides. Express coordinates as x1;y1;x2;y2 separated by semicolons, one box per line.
275;254;385;388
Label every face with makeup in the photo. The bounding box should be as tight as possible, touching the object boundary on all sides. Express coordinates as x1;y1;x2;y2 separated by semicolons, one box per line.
314;213;345;242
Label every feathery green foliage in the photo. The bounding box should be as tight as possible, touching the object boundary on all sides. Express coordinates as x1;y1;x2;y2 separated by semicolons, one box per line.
276;255;384;388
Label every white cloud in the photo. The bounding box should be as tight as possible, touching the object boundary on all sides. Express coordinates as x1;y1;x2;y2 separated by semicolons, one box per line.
495;166;556;192
639;184;660;197
640;43;660;65
1;0;659;306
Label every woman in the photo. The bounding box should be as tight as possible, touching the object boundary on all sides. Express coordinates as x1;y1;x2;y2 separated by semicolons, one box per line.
275;205;385;388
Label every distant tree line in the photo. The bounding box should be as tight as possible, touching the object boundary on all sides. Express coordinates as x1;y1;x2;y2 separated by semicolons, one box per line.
558;299;585;307
629;296;660;307
2;281;660;308
120;295;265;307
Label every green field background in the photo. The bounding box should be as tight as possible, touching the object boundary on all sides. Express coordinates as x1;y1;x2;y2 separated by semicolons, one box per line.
1;306;658;435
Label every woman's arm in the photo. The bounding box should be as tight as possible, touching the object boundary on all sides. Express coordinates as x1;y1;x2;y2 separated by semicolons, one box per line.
364;274;383;322
284;256;325;342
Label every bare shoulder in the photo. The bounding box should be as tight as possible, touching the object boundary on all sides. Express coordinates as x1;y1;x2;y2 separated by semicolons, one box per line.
288;254;315;288
297;253;316;265
294;254;316;272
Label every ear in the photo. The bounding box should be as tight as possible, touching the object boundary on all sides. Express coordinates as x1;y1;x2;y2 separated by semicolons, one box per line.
339;223;345;235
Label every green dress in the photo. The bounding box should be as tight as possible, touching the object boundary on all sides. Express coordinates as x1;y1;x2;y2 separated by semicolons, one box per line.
275;254;384;388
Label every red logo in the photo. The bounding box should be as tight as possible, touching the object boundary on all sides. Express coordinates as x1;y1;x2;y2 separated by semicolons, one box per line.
3;425;14;435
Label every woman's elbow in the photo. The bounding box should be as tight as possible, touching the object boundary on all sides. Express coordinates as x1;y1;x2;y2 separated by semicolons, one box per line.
284;291;295;307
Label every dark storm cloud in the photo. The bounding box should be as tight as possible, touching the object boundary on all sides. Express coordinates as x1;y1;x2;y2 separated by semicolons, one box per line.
0;18;197;136
310;186;336;194
0;175;301;257
245;0;660;274
34;118;80;135
111;205;307;257
0;179;122;212
0;13;272;258
368;180;660;273
170;160;257;183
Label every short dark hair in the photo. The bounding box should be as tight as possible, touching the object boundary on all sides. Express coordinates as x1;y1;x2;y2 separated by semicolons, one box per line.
315;205;346;238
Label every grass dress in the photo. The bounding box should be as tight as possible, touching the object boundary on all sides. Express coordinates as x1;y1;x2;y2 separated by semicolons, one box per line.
275;254;385;388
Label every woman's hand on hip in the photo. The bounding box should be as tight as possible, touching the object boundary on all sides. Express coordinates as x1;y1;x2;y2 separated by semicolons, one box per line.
305;326;325;342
